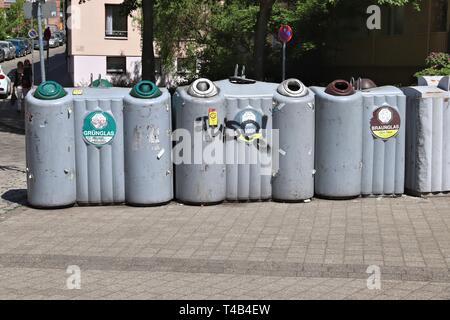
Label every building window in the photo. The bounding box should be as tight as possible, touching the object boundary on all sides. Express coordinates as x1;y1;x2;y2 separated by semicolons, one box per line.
105;4;128;38
106;57;126;74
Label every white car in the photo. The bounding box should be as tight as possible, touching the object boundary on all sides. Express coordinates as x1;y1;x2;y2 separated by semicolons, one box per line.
0;65;12;99
0;41;13;60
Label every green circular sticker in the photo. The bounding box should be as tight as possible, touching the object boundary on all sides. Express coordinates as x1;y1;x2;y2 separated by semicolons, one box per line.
82;111;117;146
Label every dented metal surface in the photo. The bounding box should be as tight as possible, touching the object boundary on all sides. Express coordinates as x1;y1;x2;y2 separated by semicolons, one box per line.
124;89;173;206
311;85;363;199
25;91;76;208
403;86;450;196
272;79;315;202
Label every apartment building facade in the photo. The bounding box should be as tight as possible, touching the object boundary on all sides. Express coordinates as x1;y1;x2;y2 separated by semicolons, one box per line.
68;0;197;86
67;0;142;86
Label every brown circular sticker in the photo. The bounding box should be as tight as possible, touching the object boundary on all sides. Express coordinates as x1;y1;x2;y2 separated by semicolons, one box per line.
370;106;401;140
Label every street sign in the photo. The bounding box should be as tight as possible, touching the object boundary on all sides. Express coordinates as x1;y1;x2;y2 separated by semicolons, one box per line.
28;29;38;39
278;25;293;81
24;2;57;19
278;25;293;43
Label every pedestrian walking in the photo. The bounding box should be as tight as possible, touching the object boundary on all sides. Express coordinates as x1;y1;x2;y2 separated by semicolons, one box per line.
11;61;25;113
23;59;33;100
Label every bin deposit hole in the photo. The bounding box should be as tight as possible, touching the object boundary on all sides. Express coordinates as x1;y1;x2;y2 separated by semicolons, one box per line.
287;81;301;92
335;81;349;91
196;81;211;92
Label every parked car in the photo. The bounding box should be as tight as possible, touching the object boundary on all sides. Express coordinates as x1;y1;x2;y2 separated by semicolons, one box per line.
54;32;65;45
33;39;49;50
0;65;12;99
6;39;25;57
0;48;4;62
0;41;15;60
48;35;59;48
16;38;32;54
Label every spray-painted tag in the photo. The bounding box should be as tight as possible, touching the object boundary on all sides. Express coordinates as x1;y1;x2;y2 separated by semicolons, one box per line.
208;108;218;126
72;89;83;95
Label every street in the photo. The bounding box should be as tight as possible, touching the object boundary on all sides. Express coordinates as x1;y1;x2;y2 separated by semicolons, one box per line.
1;45;71;88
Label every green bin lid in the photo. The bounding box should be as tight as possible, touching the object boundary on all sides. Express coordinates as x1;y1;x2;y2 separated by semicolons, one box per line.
130;80;162;99
91;79;113;88
33;81;67;100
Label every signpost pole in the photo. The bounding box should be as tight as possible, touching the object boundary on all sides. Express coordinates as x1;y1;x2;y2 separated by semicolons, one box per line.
31;18;35;87
278;25;293;82
282;42;286;81
37;0;46;82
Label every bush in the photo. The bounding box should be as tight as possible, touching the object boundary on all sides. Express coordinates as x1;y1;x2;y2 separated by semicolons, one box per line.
415;52;450;77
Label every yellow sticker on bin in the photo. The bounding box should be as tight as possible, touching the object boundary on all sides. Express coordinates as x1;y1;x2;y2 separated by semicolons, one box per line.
208;108;218;126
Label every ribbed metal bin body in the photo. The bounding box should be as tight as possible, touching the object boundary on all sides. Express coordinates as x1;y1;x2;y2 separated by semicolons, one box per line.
25;92;76;208
73;88;129;205
172;88;227;204
272;90;315;201
361;86;406;196
123;90;173;205
403;86;450;195
215;80;278;201
311;87;363;199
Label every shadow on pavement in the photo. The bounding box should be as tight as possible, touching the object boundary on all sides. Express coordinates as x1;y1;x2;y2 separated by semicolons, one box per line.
0;100;25;134
32;51;72;87
1;189;27;206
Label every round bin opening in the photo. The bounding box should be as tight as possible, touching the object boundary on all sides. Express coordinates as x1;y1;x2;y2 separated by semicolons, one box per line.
34;81;67;100
277;78;307;97
188;78;218;98
335;81;349;91
196;80;211;93
287;80;301;93
325;80;355;96
130;80;162;99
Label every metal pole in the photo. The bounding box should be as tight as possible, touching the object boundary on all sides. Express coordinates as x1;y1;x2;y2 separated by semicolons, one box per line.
37;0;46;82
31;16;35;87
282;42;286;81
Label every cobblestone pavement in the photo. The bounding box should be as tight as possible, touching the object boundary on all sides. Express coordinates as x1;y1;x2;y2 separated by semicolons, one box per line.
1;108;450;299
0;130;26;216
1;268;449;300
0;195;449;299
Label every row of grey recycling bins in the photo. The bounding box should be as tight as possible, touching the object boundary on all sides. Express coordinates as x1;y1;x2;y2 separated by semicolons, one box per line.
25;75;450;208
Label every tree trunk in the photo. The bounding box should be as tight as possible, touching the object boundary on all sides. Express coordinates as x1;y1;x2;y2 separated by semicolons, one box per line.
141;0;156;82
254;0;275;81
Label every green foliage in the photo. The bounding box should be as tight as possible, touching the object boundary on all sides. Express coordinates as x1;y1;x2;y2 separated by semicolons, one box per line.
0;0;29;39
415;52;450;77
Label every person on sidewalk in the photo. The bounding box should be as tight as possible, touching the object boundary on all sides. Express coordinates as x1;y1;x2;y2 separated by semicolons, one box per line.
11;61;24;113
22;59;33;103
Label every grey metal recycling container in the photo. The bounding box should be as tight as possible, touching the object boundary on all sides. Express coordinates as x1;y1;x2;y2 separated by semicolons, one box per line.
403;85;450;195
73;87;129;206
311;80;363;199
25;81;76;208
173;78;227;204
215;78;278;201
360;85;406;196
272;79;315;202
124;81;173;205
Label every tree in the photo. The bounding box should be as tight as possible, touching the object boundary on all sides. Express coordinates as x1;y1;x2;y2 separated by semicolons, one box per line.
122;0;156;82
0;0;28;39
254;0;276;80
